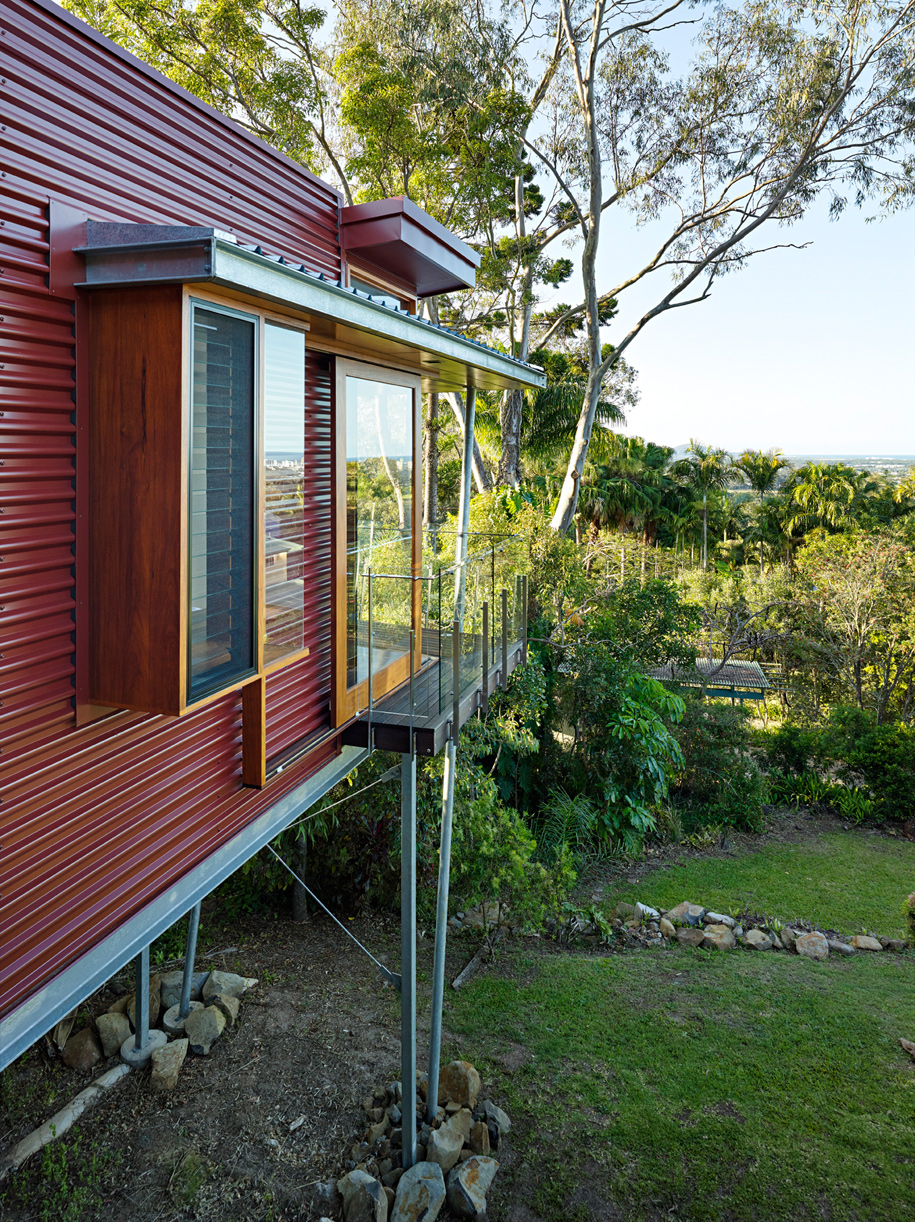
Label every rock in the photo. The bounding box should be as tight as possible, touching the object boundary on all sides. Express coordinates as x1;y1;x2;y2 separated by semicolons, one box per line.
427;1121;464;1174
106;994;132;1018
387;1104;402;1125
796;932;829;961
383;1187;396;1210
337;1169;388;1222
880;938;906;952
613;902;637;922
703;912;735;928
468;1122;490;1156
659;918;676;940
368;1115;390;1144
185;1004;227;1054
743;930;773;950
702;926;736;951
851;935;883;952
781;928;799;952
391;1161;446;1222
676;928;705;948
382;1168;404;1189
95;1012;132;1058
202;970;256;1002
665;902;706;927
162;1000;204;1036
636;902;660;919
827;939;855;956
438;1061;481;1109
446;1156;499;1220
150;1038;188;1092
479;1099;510;1135
210;993;241;1026
770;933;785;950
127;975;162;1030
62;1027;102;1071
160;970;210;1010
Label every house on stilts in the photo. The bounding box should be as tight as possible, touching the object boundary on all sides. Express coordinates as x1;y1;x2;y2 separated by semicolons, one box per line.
0;0;544;1098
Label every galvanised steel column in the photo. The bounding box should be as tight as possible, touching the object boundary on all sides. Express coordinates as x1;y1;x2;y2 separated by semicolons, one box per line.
178;902;202;1020
401;750;418;1169
426;736;456;1123
134;944;150;1052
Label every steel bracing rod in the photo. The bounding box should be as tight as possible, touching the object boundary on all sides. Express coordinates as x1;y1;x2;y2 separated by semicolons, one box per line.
178;902;201;1020
134;944;150;1052
264;846;394;980
401;751;418;1170
426;737;456;1124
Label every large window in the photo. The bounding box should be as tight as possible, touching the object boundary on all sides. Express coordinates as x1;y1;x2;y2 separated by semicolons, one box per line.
188;304;257;702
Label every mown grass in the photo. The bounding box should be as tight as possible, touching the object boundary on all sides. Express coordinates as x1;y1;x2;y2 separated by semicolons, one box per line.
601;830;915;938
443;831;915;1220
446;945;915;1222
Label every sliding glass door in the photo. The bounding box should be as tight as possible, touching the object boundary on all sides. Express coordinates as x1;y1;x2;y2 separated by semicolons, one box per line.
337;360;421;720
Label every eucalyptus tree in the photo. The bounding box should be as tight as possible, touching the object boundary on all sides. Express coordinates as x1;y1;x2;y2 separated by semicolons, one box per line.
511;0;915;532
735;449;793;574
671;442;735;570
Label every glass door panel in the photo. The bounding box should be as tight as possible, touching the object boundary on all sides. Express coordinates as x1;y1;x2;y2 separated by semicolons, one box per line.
345;374;414;692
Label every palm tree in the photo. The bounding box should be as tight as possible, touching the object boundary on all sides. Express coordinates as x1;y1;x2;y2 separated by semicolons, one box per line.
734;449;792;575
671;441;735;570
782;461;874;536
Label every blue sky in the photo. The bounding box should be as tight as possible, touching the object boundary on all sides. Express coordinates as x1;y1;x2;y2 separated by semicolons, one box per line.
603;201;915;455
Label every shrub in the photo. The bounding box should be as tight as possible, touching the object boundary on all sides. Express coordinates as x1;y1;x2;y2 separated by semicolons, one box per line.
821;706;915;823
670;697;767;832
762;723;819;775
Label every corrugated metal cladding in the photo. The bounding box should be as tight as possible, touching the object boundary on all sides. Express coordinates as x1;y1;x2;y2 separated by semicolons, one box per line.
0;0;344;1024
266;353;334;764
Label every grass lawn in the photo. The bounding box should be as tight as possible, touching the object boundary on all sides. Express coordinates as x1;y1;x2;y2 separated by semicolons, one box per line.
600;830;915;938
442;830;915;1221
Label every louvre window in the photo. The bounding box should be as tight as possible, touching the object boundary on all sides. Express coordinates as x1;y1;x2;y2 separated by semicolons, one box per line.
188;304;257;702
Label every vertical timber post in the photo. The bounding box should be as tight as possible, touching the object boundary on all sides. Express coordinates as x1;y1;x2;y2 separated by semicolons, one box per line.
401;750;418;1170
178;902;201;1019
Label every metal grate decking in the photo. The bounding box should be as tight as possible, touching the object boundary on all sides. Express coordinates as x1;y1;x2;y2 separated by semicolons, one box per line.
342;642;525;755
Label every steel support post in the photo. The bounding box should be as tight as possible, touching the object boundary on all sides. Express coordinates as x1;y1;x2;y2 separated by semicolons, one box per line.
178;902;201;1020
427;738;456;1123
134;944;150;1052
481;601;489;712
501;588;508;689
400;751;418;1170
522;575;529;664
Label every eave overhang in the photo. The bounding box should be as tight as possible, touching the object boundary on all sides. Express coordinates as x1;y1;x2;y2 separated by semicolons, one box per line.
340;196;482;297
75;223;542;394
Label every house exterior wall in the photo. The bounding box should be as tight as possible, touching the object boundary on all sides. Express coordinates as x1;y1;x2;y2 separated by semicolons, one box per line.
0;0;345;1030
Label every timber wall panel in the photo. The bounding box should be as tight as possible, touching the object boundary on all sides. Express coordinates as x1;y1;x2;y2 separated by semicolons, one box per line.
0;0;344;1025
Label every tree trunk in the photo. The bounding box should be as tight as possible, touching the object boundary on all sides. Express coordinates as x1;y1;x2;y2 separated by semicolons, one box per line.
498;388;524;487
291;834;309;922
445;392;491;493
423;391;439;532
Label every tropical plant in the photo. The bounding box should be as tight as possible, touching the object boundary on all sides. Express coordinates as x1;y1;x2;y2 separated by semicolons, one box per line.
671;442;735;570
734;449;793;574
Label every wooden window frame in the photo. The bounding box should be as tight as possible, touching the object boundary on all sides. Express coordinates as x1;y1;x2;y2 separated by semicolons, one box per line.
334;358;423;726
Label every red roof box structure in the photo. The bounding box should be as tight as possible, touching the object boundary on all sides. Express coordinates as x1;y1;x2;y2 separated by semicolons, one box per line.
340;196;481;296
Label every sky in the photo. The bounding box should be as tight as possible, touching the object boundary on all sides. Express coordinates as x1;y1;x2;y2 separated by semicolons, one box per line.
600;200;915;456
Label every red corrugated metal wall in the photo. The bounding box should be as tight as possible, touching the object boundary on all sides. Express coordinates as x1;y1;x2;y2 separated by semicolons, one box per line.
0;0;344;1023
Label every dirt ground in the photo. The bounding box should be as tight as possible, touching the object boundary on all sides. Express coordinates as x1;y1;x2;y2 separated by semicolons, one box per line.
0;807;907;1221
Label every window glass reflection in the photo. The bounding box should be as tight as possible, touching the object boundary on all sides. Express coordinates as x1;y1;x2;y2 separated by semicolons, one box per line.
264;323;307;665
346;375;413;689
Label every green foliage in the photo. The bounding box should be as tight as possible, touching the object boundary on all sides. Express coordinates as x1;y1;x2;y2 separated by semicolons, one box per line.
670;697;767;831
903;892;915;945
818;705;915;823
761;723;818;775
535;790;600;863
